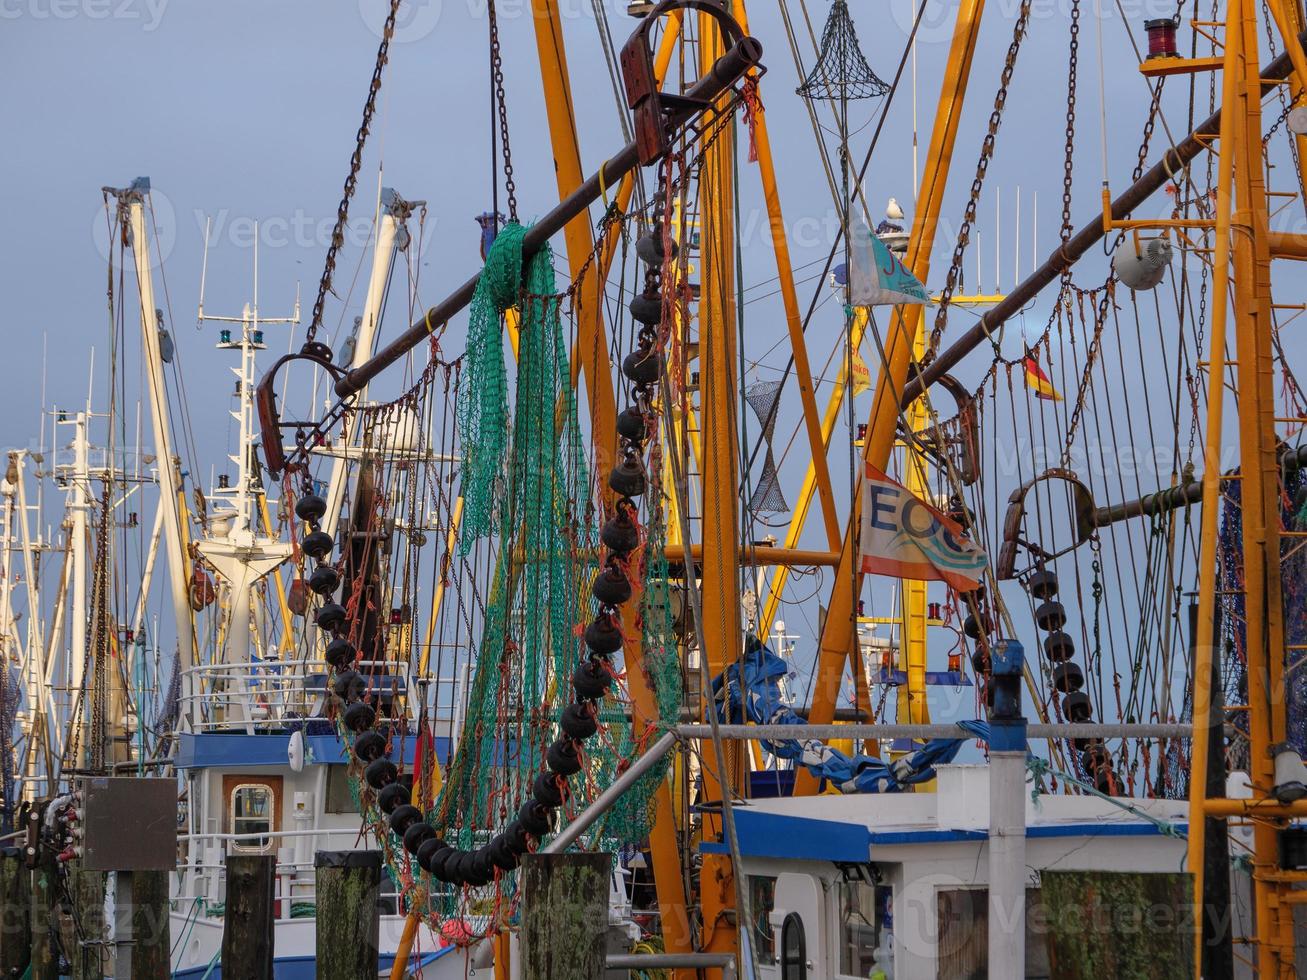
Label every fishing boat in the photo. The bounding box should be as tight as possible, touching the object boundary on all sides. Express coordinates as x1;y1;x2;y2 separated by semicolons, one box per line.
8;0;1307;977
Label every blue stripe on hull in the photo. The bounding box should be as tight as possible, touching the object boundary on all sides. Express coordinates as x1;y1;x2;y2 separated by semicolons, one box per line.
172;949;450;979
174;732;453;769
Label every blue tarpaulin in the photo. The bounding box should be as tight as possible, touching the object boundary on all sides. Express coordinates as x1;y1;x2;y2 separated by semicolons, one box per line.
712;639;989;793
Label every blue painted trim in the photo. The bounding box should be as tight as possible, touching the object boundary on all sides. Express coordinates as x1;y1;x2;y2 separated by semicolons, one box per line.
699;808;872;862
869;668;973;687
1026;822;1184;840
867;828;987;846
703;814;1185;858
174;732;452;770
172;948;451;978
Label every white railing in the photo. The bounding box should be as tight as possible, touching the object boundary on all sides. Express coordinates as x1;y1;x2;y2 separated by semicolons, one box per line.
178;658;465;735
179;659;331;732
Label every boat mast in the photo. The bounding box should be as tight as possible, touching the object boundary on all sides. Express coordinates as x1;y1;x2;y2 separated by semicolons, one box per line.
64;409;90;769
196;231;295;674
1179;0;1304;972
696;5;745;963
797;0;989;792
321;188;414;538
112;178;197;678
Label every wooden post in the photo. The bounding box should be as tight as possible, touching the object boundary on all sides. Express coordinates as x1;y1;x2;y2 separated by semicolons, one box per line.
1;846;32;977
29;838;58;980
1042;870;1193;979
129;869;171;979
521;852;609;980
315;850;381;980
222;854;276;980
66;860;106;980
1191;601;1233;980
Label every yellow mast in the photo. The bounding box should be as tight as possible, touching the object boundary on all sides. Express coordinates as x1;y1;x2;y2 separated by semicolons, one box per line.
896;328;931;731
696;5;743;965
527;0;695;962
1111;3;1301;972
797;0;988;793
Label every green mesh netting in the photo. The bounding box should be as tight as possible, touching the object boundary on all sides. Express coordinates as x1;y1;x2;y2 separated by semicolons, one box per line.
441;223;589;849
372;222;682;924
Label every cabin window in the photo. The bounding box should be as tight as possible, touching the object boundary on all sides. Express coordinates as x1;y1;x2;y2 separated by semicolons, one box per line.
780;912;806;980
748;875;777;964
937;886;1051;978
325;765;357;814
838;879;887;976
229;783;275;853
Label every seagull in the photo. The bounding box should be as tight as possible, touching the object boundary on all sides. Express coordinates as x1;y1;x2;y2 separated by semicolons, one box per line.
886;197;905;221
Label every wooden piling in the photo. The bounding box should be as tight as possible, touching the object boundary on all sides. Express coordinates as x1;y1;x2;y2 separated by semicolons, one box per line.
315;850;382;980
221;853;276;980
129;869;171;979
521;852;610;980
66;860;106;980
1042;870;1193;979
1193;601;1234;980
1;846;32;977
29;839;58;980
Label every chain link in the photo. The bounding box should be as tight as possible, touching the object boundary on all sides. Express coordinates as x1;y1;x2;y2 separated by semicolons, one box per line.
488;0;518;222
1061;0;1080;245
1133;81;1164;184
928;0;1034;356
304;0;403;347
1263;98;1297;148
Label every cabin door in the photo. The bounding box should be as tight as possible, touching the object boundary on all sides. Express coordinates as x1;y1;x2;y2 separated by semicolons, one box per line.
769;872;825;978
222;773;283;855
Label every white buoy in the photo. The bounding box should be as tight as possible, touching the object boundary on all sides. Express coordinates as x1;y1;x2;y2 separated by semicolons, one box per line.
1289;106;1307;135
370;405;422;453
287;729;305;772
1113;236;1173;290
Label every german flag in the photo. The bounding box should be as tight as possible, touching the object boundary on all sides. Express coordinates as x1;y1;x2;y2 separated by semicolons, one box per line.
1023;353;1063;401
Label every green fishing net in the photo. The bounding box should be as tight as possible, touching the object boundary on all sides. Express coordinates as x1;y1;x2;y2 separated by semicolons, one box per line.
403;221;681;923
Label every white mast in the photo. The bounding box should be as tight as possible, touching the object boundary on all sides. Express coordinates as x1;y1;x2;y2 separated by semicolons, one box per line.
114;177;197;675
64;408;90;767
9;452;57;792
195;228;295;675
322;187;416;537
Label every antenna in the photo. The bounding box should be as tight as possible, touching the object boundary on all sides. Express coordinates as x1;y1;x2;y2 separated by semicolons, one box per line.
995;188;1001;295
1031;192;1038;285
198;215;212;324
1014;187;1021;289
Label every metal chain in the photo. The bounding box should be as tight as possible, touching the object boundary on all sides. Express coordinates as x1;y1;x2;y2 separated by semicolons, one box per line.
488;0;518;222
1263;99;1297;148
1132;81;1164;184
1060;282;1112;461
928;0;1034;356
304;0;403;347
1060;0;1080;245
89;482;112;773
